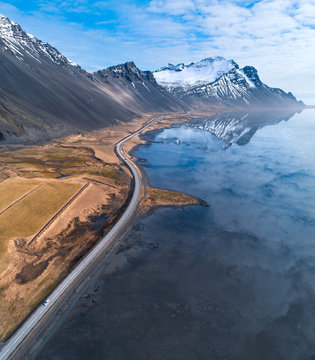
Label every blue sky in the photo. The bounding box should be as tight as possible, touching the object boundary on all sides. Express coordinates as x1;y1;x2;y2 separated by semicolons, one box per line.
1;0;314;104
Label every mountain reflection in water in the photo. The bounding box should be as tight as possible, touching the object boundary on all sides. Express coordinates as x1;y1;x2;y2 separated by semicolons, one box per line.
38;109;315;360
176;109;300;148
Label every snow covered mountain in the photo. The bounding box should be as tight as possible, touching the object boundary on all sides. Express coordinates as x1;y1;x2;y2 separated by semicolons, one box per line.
0;14;80;71
154;58;303;108
0;14;304;143
0;14;183;143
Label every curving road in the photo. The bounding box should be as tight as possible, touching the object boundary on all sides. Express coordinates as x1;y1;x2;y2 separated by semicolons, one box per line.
0;117;159;360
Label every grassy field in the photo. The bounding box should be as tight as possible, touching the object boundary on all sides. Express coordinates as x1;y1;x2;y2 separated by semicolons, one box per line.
0;179;40;212
0;181;81;273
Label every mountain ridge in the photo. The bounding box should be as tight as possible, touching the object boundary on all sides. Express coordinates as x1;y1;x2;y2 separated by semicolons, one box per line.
0;14;304;144
0;14;184;144
153;58;304;108
0;14;81;72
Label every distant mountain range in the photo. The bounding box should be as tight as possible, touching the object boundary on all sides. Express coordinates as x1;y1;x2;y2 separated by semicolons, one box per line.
0;14;304;143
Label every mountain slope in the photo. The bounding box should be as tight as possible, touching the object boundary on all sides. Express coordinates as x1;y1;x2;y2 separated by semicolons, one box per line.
0;15;183;143
154;58;304;108
0;14;304;143
93;61;183;114
0;14;80;71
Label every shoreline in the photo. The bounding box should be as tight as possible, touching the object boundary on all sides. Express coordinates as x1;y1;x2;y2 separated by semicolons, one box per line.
121;113;209;213
0;110;213;349
0;113;161;359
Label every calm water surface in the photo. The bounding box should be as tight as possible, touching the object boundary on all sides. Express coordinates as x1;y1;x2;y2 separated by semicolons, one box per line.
38;109;315;360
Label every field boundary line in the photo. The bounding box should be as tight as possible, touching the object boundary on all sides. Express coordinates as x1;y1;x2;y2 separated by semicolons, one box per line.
0;178;9;185
27;182;90;247
0;183;44;216
83;177;116;189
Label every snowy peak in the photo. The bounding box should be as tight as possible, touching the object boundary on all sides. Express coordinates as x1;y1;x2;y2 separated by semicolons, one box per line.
158;63;185;72
0;14;79;69
0;14;32;54
154;56;303;108
153;57;235;90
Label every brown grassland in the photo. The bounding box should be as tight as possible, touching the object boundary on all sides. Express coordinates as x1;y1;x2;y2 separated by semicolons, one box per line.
0;180;39;212
0;140;130;340
0;180;81;273
140;187;200;213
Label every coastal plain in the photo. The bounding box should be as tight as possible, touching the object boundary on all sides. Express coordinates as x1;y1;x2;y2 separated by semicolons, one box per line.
0;112;206;341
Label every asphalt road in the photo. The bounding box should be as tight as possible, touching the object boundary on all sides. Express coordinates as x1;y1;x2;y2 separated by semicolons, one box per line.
0;117;159;360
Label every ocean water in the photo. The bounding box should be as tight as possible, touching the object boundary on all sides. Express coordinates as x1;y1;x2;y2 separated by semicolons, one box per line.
38;109;315;360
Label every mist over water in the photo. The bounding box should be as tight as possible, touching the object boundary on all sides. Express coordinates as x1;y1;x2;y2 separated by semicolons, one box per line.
38;109;315;360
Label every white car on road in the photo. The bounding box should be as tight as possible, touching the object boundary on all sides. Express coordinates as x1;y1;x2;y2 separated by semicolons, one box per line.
42;299;50;306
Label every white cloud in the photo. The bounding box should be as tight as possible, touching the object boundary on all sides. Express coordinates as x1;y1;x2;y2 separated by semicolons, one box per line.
148;0;195;15
0;0;314;103
142;0;315;102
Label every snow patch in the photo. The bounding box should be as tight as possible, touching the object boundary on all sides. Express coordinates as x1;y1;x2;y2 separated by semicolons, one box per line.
239;69;256;88
153;57;235;90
